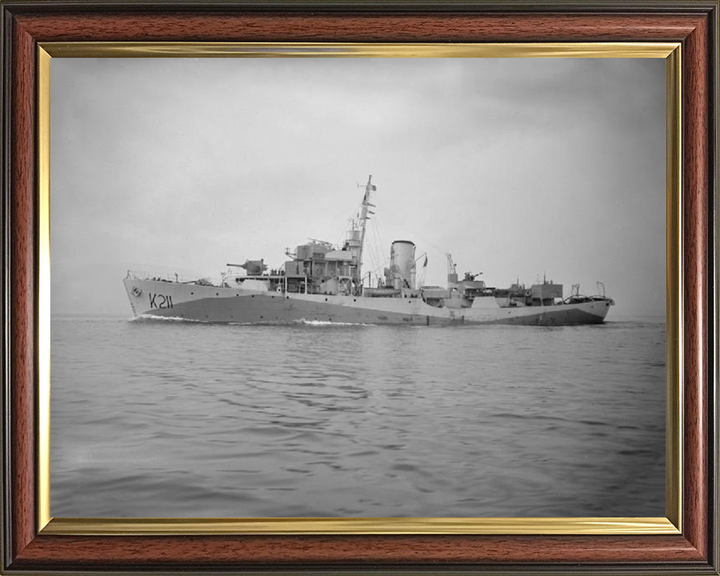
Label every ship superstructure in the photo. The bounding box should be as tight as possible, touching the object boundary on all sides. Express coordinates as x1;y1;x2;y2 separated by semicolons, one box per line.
123;176;614;325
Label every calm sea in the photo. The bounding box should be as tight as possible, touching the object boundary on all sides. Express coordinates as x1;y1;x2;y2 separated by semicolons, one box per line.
50;316;666;518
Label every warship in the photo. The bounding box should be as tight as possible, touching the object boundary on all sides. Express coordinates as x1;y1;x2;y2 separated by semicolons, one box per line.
123;176;614;326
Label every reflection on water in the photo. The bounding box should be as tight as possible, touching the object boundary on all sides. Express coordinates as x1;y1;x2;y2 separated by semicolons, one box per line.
51;317;665;517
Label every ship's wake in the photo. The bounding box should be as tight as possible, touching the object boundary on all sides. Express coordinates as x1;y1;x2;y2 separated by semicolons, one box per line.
131;314;203;323
130;315;373;327
292;319;374;327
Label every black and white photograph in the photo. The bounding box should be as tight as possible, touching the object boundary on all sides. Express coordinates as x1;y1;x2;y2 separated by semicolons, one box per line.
50;56;666;518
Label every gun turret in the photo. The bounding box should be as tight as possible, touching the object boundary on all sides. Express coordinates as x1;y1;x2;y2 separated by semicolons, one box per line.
227;259;267;276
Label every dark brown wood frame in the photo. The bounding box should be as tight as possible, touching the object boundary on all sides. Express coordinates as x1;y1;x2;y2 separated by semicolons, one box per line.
1;1;717;574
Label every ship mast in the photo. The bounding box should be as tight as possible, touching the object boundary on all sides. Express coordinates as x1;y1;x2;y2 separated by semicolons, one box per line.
357;175;375;279
343;175;376;290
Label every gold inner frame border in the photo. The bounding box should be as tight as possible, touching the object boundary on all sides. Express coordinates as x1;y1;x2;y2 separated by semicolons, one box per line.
36;41;682;536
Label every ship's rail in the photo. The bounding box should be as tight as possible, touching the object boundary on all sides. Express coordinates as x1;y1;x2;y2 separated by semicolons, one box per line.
125;270;223;286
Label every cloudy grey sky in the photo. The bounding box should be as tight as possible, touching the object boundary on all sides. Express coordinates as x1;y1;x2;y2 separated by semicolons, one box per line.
51;57;666;318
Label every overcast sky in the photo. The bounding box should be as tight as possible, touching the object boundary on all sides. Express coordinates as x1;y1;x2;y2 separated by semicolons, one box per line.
51;57;666;318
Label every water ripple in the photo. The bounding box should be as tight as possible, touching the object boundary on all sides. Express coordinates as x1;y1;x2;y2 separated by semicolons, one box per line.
51;317;666;518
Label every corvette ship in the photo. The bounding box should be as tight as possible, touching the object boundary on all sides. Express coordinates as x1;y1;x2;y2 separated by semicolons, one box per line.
123;176;614;326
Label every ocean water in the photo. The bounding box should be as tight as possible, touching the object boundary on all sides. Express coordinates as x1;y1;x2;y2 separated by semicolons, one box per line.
50;316;666;518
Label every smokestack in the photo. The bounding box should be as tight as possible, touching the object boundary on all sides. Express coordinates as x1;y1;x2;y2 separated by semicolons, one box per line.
390;240;416;290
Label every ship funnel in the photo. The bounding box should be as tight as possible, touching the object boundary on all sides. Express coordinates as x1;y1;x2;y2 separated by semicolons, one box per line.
390;240;416;290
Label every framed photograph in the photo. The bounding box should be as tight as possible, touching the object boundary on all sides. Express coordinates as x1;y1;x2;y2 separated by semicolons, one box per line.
1;1;717;574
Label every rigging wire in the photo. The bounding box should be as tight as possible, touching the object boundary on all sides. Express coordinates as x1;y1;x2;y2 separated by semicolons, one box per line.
369;217;388;278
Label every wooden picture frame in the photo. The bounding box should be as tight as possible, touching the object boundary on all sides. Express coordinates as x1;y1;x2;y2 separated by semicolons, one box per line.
1;1;717;573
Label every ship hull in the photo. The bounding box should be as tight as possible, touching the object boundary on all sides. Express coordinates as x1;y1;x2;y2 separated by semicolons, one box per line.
124;278;611;326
